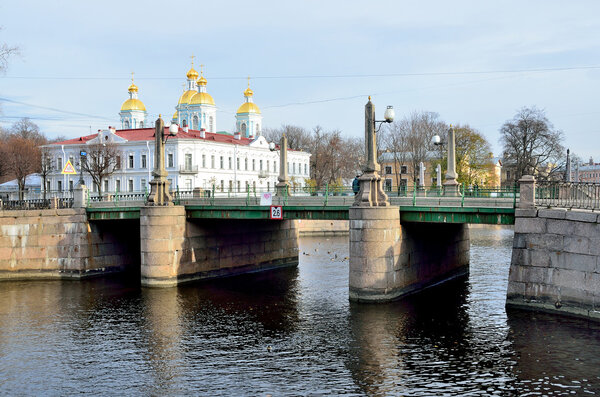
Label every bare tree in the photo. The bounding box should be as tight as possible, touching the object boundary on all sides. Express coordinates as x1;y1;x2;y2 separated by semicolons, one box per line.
395;111;446;184
500;107;564;182
80;143;121;195
453;124;493;186
263;124;311;151
381;122;410;191
0;30;19;74
39;149;53;200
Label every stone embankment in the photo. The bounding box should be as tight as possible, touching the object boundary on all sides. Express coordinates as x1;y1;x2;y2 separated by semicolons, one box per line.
507;208;600;319
0;209;137;280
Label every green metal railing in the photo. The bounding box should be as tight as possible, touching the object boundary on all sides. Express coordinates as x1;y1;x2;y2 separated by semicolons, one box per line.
536;181;600;210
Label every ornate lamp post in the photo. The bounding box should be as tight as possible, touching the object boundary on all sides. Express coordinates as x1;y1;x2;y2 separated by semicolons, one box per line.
433;125;459;196
354;97;394;207
270;135;291;196
147;116;179;205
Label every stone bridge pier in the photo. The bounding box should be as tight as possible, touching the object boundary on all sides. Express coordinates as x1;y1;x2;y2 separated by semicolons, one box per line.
349;99;469;302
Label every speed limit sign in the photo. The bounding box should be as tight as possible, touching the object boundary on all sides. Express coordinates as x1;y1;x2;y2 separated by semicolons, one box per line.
270;205;283;220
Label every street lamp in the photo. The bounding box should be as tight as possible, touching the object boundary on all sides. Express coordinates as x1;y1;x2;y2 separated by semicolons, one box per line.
374;105;395;132
270;135;290;197
432;125;459;195
78;150;87;186
147;116;179;206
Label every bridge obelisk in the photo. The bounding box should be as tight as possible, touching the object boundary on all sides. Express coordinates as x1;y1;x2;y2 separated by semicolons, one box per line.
349;98;402;302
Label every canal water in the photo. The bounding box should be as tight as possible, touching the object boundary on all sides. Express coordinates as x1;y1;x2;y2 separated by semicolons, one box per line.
1;227;599;395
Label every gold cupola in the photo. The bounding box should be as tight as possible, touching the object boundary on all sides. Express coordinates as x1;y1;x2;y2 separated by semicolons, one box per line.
190;64;215;105
236;77;260;114
121;73;146;111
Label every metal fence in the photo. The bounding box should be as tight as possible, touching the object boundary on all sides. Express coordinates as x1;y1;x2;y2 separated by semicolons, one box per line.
536;181;600;210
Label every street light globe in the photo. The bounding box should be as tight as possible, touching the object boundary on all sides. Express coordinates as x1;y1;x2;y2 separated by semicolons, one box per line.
269;142;276;151
169;123;179;136
384;106;395;123
432;134;441;145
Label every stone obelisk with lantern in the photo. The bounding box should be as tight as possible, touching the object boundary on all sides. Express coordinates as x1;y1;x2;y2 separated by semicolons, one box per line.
349;97;402;302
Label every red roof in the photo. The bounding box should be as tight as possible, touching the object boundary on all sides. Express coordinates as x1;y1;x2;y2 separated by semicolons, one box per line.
52;127;253;146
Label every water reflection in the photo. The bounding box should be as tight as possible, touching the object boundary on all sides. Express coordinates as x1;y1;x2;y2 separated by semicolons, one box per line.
1;227;600;395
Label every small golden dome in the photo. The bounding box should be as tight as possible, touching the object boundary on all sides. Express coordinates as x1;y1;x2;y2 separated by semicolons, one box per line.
128;83;138;93
190;92;215;106
244;87;253;97
197;75;207;86
236;102;261;114
178;90;196;105
186;67;199;80
121;98;146;111
172;110;178;120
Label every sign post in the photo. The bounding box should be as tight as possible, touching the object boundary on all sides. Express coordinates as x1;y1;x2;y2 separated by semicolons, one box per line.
270;205;283;220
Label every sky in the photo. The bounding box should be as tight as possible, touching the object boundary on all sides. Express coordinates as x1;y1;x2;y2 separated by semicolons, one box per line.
1;0;599;160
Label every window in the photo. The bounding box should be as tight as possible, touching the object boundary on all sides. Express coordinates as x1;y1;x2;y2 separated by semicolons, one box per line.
193;115;199;130
139;121;144;128
168;153;174;168
228;157;232;169
69;180;74;191
211;155;215;168
267;181;270;191
400;165;408;174
124;120;130;129
182;119;187;128
228;180;233;192
241;123;247;136
506;170;511;180
252;181;256;191
185;179;192;190
185;153;192;170
260;160;263;171
116;180;121;192
252;159;255;171
385;166;392;175
202;154;206;168
237;181;241;192
245;158;248;170
57;157;62;171
304;163;307;175
141;154;147;168
220;180;224;191
267;161;270;172
46;181;50;192
57;180;63;191
236;157;240;170
220;156;224;169
385;179;392;191
128;179;133;192
141;179;147;191
129;154;134;168
116;156;121;170
293;163;296;174
104;180;109;192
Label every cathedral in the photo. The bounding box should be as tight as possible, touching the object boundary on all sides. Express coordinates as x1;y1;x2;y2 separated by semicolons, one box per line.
44;62;310;195
119;62;262;138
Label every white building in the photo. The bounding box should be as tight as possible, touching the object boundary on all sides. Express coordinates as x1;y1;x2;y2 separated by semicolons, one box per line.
43;63;311;194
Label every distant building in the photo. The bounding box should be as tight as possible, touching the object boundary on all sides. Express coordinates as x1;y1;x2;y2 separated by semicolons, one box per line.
42;63;311;194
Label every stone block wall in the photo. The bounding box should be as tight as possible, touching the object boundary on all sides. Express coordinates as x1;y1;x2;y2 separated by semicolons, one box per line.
507;208;600;319
0;209;139;280
297;220;349;236
140;205;299;287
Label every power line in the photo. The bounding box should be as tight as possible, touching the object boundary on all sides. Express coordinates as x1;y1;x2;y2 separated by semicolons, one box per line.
0;97;113;121
1;65;600;81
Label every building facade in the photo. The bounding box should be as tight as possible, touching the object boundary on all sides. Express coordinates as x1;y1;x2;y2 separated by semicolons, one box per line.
43;63;310;194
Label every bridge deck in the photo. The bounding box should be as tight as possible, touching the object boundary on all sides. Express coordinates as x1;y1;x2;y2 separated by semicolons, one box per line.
86;197;515;225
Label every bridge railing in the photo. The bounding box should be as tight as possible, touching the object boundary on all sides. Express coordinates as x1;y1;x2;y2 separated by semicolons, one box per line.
0;190;74;210
536;181;600;210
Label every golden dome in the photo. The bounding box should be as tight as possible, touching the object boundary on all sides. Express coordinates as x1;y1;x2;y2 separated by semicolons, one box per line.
197;75;207;86
128;82;138;93
190;92;215;106
236;102;261;114
121;98;146;111
244;87;253;97
186;67;199;80
172;110;178;120
178;90;196;105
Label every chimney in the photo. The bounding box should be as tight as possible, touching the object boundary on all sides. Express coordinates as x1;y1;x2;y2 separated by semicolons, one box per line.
199;128;206;138
183;126;189;133
234;132;241;140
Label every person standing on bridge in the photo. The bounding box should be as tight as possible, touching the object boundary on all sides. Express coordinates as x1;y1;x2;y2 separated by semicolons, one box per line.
352;175;360;195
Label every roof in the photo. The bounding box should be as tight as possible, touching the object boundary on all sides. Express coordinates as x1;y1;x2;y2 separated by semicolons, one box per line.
0;173;42;190
51;127;255;147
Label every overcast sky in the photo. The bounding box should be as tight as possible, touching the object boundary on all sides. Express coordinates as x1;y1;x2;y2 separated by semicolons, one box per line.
1;0;599;160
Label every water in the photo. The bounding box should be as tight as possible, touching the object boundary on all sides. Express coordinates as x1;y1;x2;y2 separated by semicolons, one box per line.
1;227;599;395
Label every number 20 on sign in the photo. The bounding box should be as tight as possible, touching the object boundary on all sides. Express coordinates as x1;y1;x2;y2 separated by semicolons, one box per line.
270;206;283;220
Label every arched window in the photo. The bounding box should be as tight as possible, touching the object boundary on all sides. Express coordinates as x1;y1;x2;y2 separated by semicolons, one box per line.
193;115;199;130
182;119;188;128
124;120;130;129
209;116;214;132
241;123;247;136
139;121;144;128
256;124;260;135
